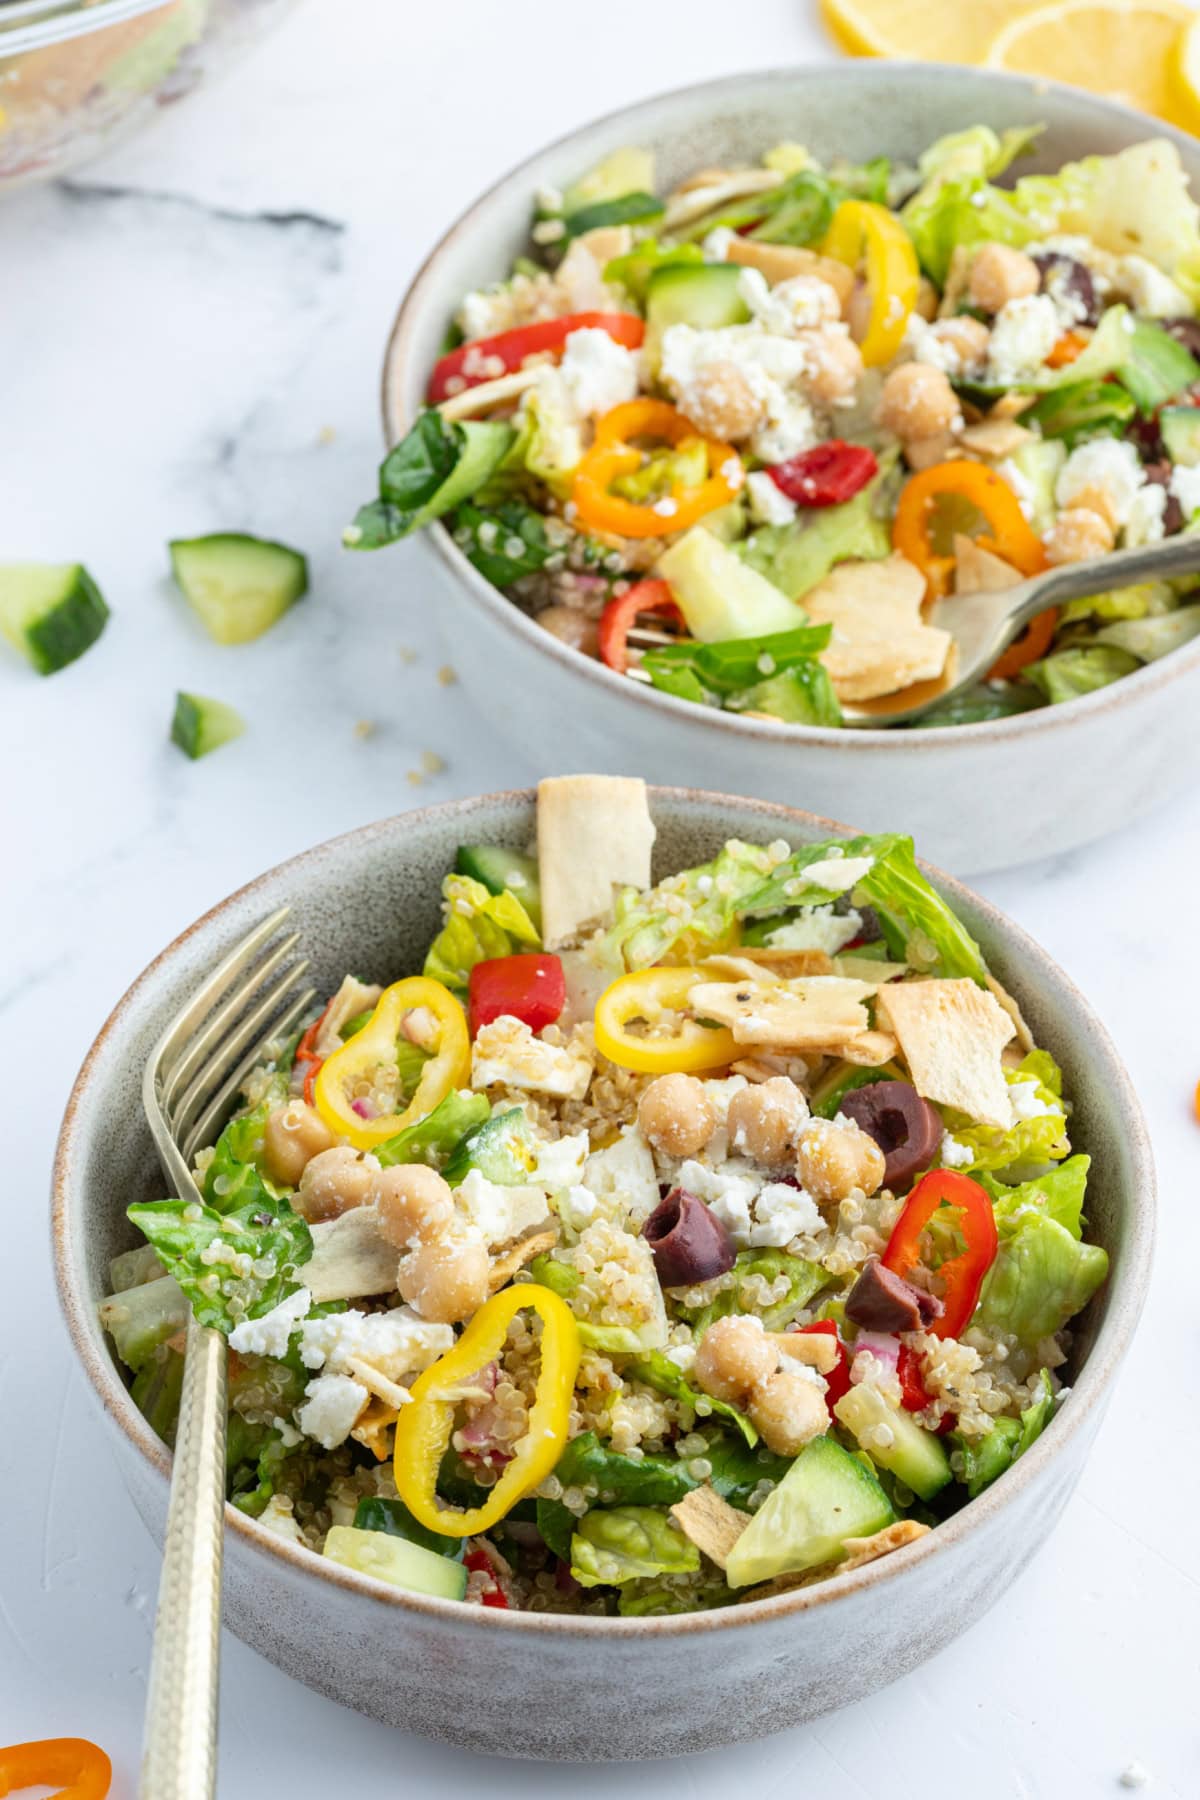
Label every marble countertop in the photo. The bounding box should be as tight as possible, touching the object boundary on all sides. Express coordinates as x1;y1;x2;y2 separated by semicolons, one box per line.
1;1;1197;1791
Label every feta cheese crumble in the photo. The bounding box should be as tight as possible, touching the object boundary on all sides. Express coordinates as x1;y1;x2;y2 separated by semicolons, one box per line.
746;469;798;526
229;1287;312;1359
986;294;1061;386
557;327;640;420
297;1373;368;1450
1056;438;1146;529
940;1133;974;1169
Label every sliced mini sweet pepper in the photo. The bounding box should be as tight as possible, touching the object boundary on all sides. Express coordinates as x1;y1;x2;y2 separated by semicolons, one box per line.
572;399;743;539
393;1285;580;1537
597;577;684;673
819;199;920;367
891;460;1049;603
881;1168;999;1340
593;966;739;1073
314;976;470;1151
0;1739;111;1800
427;311;645;404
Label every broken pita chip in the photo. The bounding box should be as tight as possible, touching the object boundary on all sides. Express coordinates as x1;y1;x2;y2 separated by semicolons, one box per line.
836;1028;899;1067
687;975;876;1050
343;1356;414;1414
303;1207;400;1304
985;972;1035;1054
956;419;1034;459
350;1396;400;1461
488;1227;558;1292
804;554;954;701
839;1519;931;1570
703;947;834;980
669;1486;750;1570
770;1331;840;1375
876;978;1016;1128
537;776;656;949
952;533;1023;597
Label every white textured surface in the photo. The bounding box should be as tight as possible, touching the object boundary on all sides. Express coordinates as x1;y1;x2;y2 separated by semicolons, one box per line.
0;0;1197;1791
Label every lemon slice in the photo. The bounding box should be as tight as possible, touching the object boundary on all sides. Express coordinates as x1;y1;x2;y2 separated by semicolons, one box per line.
1169;12;1200;135
818;0;1048;63
985;0;1192;125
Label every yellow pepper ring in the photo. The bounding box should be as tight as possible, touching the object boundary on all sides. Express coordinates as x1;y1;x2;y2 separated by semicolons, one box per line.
593;966;739;1074
393;1286;581;1537
313;976;470;1152
572;398;742;540
820;199;920;368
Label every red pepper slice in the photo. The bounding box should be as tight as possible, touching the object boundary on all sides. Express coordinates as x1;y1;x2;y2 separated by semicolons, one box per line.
427;312;646;404
464;1547;510;1608
794;1319;851;1412
469;953;566;1037
597;578;684;675
768;440;878;508
881;1169;998;1341
295;996;335;1107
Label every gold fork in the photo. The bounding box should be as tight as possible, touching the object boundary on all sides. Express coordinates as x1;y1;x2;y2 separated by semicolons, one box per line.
140;907;316;1799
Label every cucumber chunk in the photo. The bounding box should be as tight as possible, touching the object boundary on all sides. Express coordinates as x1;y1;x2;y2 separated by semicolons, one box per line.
454;844;542;929
171;692;245;760
323;1525;468;1600
1160;406;1200;468
725;1434;895;1587
645;261;751;371
444;1106;537;1187
835;1384;953;1501
0;562;109;674
562;147;656;216
656;527;805;642
169;532;308;645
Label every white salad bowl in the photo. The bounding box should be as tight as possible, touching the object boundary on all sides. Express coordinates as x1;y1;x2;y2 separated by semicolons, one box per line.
52;787;1153;1759
382;63;1200;876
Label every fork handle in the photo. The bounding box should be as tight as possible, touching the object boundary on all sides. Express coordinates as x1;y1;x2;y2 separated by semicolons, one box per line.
140;1314;228;1799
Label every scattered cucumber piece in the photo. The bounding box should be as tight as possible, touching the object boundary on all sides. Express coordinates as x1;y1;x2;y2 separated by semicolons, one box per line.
171;692;245;760
169;532;308;645
323;1525;467;1600
1160;406;1200;467
725;1434;895;1587
0;562;109;675
454;843;542;930
835;1384;953;1501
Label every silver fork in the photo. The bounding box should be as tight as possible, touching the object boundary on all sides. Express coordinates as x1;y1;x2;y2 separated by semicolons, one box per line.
140;907;315;1800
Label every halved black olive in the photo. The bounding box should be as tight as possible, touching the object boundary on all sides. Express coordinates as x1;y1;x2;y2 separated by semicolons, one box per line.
1033;252;1100;328
838;1081;942;1190
643;1187;735;1287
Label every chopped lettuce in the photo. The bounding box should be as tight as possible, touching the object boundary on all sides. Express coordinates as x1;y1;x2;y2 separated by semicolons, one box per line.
374;1089;491;1169
604;237;704;302
423;873;540;991
640;623;839;725
737;472;891;600
617;1570;733;1616
901;173;1034;288
346;413;514;550
911;681;1043;729
451;500;557;583
1025;645;1141;705
724;661;844;726
628;1349;759;1446
984;1153;1092;1241
130;1345;185;1443
683;1249;827;1336
953;1370;1055;1498
1060;582;1175;626
100;1274;188;1373
603;837;781;970
916;125;1043;188
531;1231;668;1353
570;1507;699;1586
552;1431;697;1506
353;1496;466;1562
227;1416;296;1517
1096;608;1200;661
127;1191;312;1337
939;1051;1071;1175
976;1206;1108;1346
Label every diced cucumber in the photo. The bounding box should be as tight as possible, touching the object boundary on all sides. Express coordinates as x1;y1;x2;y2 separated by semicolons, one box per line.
835;1384;953;1501
353;1496;466;1562
0;562;109;674
454;844;542;931
1160;406;1200;467
443;1106;537;1187
323;1525;468;1600
725;1434;895;1587
170;692;245;760
565;193;664;238
169;532;308;645
656;527;805;643
562;147;656;215
645;261;750;370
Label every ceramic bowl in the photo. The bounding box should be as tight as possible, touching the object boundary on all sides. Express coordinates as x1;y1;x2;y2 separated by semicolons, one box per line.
52;788;1152;1758
382;63;1200;876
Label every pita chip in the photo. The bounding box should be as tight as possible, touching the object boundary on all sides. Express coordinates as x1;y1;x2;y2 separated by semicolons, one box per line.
804;554;953;701
538;776;656;949
876;977;1016;1128
669;1487;750;1570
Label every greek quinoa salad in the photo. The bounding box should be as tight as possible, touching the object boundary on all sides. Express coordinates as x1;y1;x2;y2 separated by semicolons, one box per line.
100;779;1110;1614
351;128;1200;727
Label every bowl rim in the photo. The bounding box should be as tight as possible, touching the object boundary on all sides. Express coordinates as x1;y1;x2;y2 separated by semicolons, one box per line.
380;59;1200;754
52;786;1155;1637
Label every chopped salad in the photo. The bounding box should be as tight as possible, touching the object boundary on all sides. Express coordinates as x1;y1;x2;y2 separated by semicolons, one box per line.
350;129;1200;727
102;777;1109;1612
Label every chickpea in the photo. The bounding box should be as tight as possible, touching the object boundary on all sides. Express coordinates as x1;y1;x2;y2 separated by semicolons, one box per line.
726;1076;808;1169
914;276;940;323
637;1073;717;1159
373;1164;455;1251
677;359;765;442
795;1117;885;1204
293;1145;377;1223
968;242;1041;314
693;1314;779;1405
536;605;600;658
878;362;960;442
398;1228;490;1324
261;1100;334;1189
931;314;990;374
748;1368;829;1456
1043;505;1114;565
801;326;864;407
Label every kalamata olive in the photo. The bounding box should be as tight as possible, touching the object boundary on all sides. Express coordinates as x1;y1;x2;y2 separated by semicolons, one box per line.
1126;412;1166;464
1160;316;1200;361
1143;460;1186;535
1033;253;1100;328
838;1081;942;1190
845;1256;943;1334
643;1187;735;1287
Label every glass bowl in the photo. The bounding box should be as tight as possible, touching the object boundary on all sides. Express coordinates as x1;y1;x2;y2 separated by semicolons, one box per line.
0;0;298;189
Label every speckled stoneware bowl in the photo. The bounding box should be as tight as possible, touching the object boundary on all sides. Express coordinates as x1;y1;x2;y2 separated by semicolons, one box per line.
383;63;1200;876
53;789;1154;1759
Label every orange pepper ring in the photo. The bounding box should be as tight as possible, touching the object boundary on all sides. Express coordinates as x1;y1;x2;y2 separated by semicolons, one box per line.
0;1739;111;1800
573;398;741;540
892;461;1049;603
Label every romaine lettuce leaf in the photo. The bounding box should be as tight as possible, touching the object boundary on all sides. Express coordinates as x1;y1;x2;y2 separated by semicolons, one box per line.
451;500;557;583
952;1369;1055;1498
552;1431;697;1506
346;413;514;550
353;1496;466;1561
603;838;780;970
916;125;1043;187
724;661;844;727
683;1249;827;1336
1096;608;1200;661
627;1349;759;1446
423;872;540;991
976;1211;1108;1344
127;1192;312;1337
570;1506;699;1586
227;1416;295;1517
984;1153;1091;1242
1025;644;1140;705
374;1089;491;1169
737;472;891;600
617;1570;733;1615
940;1051;1071;1174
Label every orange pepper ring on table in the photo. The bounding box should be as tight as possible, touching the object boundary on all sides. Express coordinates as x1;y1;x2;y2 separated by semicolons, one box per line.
891;458;1055;676
571;398;742;539
0;1738;111;1800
